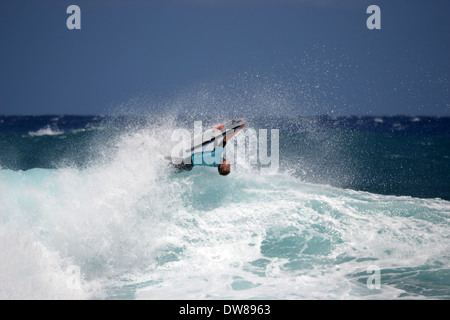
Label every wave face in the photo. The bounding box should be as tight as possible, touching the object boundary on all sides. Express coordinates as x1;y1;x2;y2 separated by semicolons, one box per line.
1;115;449;299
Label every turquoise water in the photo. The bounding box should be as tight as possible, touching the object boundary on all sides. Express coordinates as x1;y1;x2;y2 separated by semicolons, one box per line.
0;115;449;299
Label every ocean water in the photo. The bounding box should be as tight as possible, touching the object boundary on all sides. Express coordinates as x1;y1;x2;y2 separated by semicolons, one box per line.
0;115;449;300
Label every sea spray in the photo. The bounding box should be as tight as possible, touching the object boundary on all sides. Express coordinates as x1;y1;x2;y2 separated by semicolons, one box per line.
1;115;449;299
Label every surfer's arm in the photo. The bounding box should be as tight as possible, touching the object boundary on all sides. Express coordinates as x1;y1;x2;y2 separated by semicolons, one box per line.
215;138;226;149
213;121;245;149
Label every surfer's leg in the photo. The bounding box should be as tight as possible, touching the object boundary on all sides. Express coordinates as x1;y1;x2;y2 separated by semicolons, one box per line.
173;162;194;172
165;156;194;172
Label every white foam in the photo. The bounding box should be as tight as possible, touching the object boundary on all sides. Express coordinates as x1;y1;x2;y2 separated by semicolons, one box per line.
1;125;449;299
0;223;100;299
0;126;175;298
136;175;450;299
28;125;64;136
374;117;384;123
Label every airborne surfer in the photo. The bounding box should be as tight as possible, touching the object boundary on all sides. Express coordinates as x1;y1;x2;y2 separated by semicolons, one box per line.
168;120;246;176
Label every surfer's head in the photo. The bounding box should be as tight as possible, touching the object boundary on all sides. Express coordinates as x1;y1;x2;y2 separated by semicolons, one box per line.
218;159;230;176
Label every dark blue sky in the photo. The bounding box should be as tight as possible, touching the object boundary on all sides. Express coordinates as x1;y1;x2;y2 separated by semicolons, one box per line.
0;0;449;116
